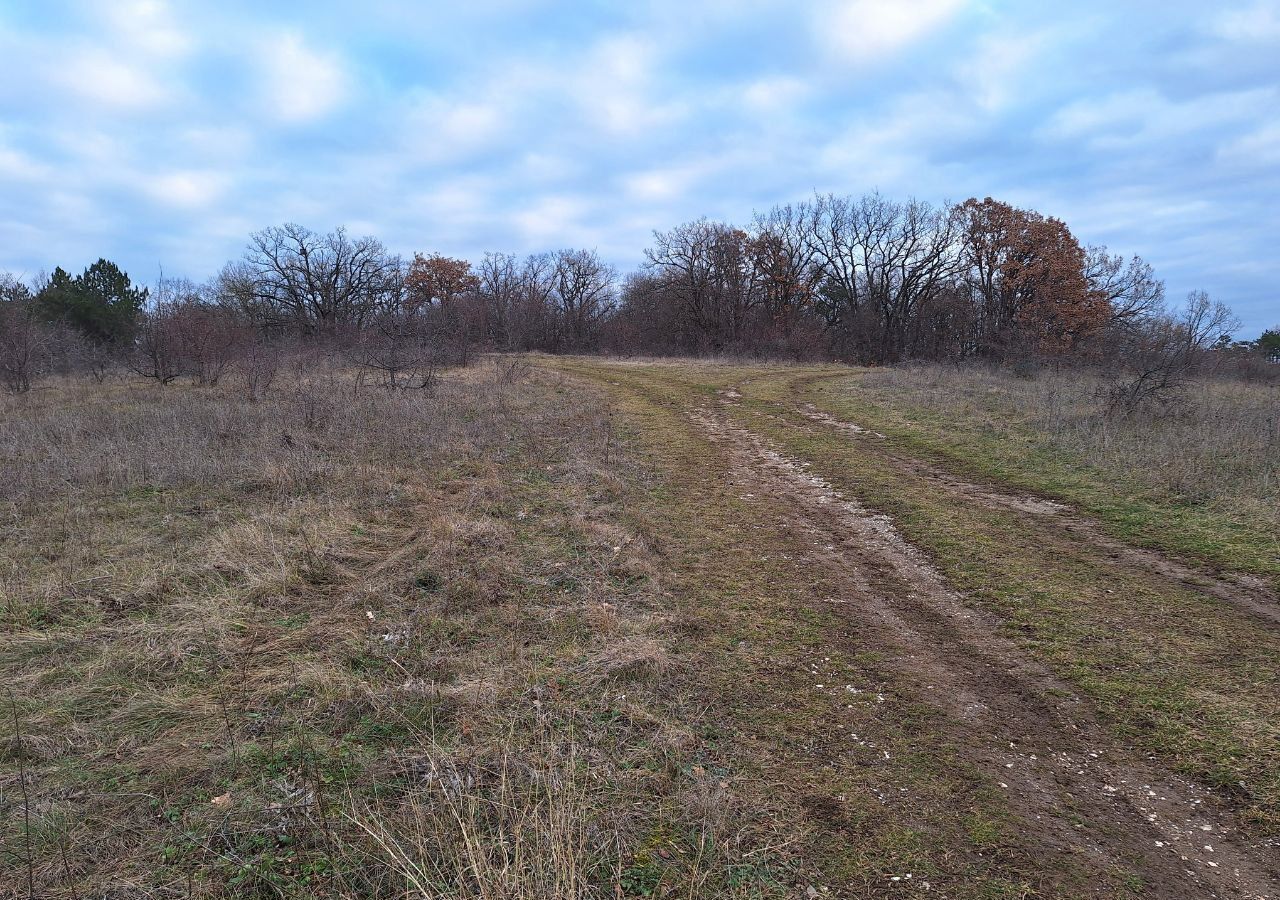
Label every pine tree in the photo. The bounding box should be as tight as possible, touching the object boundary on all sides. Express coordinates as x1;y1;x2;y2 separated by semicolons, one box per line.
35;259;147;344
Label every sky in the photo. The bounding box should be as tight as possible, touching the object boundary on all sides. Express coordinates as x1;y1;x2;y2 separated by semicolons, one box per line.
0;1;1277;336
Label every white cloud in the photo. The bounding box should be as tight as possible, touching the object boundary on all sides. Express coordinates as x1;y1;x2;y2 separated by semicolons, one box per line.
95;0;192;58
257;33;349;124
29;2;194;114
144;171;227;209
956;28;1045;112
1213;1;1280;41
412;180;495;223
437;103;503;144
741;77;810;114
0;141;50;184
1218;122;1280;166
53;47;171;110
513;195;594;245
177;126;254;161
401;93;506;163
49;127;130;169
818;0;968;63
1042;89;1156;140
1041;88;1273;150
514;152;580;184
343;218;385;238
0;0;1276;334
425;32;688;143
622;160;715;202
569;35;687;136
816;90;981;190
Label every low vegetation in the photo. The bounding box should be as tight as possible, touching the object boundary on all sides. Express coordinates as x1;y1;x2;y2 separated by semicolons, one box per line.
554;357;1280;891
0;357;798;897
818;364;1280;585
3;353;1278;897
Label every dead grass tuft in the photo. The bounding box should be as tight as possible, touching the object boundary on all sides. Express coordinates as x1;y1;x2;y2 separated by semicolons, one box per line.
346;740;596;900
587;633;675;684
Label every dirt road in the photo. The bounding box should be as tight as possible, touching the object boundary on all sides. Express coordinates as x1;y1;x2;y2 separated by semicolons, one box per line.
555;359;1280;899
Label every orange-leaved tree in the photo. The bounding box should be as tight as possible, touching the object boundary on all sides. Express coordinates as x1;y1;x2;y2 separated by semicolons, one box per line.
405;253;479;313
956;197;1108;356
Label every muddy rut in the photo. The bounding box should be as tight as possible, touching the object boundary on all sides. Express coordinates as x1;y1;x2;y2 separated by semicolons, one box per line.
695;393;1280;900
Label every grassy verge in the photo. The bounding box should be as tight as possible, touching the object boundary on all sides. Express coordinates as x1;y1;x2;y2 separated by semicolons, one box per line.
801;367;1279;587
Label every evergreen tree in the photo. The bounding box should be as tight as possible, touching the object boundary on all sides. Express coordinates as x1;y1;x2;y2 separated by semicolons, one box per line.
1257;327;1280;361
35;259;147;344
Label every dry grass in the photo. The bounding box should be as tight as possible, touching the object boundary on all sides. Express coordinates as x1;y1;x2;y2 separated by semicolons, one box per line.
1;369;504;507
0;357;790;898
856;363;1280;531
345;737;594;900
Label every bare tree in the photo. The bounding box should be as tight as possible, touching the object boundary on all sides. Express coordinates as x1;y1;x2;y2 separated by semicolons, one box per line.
476;252;522;348
861;197;960;362
338;263;445;388
1085;246;1165;330
608;272;682;355
800;193;964;362
550;249;616;350
348;313;442;390
644;220;718;349
511;253;557;351
159;278;247;385
807;194;871;330
751;202;823;337
223;224;400;334
1181;290;1241;351
176;303;245;386
1106;291;1241;414
0;276;51;393
643;220;761;351
129;303;185;384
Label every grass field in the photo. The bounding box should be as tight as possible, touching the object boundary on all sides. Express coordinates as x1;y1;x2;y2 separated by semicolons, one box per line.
2;356;1277;898
826;364;1280;585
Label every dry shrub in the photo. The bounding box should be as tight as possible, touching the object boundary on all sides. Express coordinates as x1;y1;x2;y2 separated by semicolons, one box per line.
240;339;282;401
584;601;621;636
492;355;532;386
347;744;596;900
0;362;553;511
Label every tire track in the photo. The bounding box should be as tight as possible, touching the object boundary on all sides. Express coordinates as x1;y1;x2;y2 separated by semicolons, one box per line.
793;399;1280;628
693;398;1279;899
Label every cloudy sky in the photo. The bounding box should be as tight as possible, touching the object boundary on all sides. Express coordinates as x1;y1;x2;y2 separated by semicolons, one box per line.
1;1;1277;335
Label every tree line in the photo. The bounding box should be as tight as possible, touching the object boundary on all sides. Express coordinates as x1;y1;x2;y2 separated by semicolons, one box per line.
3;193;1277;397
615;195;1251;363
